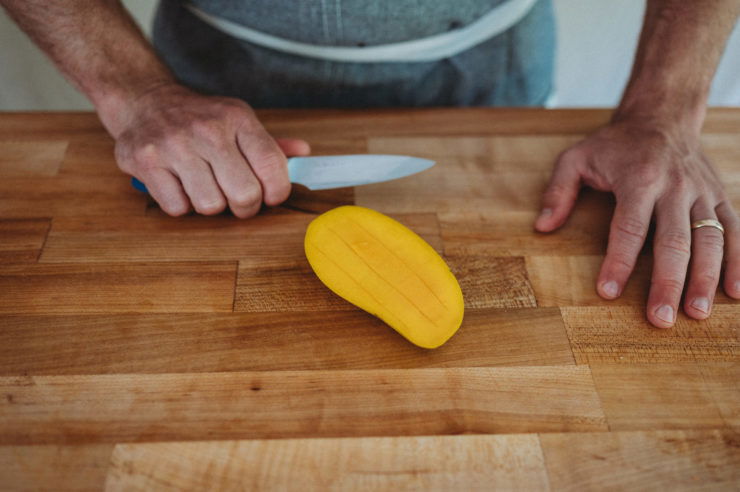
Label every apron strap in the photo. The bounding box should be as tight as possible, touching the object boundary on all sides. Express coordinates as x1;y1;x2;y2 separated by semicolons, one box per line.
187;0;537;63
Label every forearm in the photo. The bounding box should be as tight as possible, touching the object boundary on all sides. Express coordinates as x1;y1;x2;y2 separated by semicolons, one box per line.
614;0;740;137
1;0;175;136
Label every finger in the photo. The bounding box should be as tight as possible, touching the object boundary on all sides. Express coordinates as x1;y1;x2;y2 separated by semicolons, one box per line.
647;195;692;328
174;158;228;215
139;168;190;217
535;149;584;232
597;191;655;299
684;201;725;319
237;126;291;206
276;138;311;157
717;201;740;299
205;146;264;219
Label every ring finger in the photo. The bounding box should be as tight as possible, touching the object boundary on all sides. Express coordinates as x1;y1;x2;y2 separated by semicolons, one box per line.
684;200;725;319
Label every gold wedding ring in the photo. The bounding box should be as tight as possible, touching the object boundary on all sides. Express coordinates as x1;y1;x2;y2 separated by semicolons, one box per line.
691;219;725;234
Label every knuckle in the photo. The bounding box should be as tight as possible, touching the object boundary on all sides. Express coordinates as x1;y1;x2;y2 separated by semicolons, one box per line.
194;198;227;215
694;229;725;253
237;207;260;219
605;252;635;274
231;189;262;209
655;230;691;256
251;151;287;173
666;170;690;193
235;111;261;133
133;143;160;169
634;165;663;188
225;102;252;120
191;119;225;144
651;277;685;296
613;216;648;245
162;132;188;151
620;169;663;199
545;182;575;200
162;201;190;217
693;269;720;288
263;182;291;206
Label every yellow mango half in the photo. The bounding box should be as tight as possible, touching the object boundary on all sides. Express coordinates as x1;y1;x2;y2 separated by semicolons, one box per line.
304;206;464;349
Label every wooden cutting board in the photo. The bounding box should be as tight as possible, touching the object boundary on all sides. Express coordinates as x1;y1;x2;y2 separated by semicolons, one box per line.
0;109;738;491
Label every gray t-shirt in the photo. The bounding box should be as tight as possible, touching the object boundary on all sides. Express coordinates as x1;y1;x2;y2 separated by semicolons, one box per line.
152;0;555;107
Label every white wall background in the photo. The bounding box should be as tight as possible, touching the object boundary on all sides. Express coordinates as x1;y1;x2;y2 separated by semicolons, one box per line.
1;0;739;110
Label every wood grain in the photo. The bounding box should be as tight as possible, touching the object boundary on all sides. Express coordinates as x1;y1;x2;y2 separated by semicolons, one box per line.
540;429;740;492
0;262;236;314
40;212;440;263
702;133;740;173
526;255;650;307
105;434;548;492
356;167;549;214
0;366;606;445
235;256;533;313
0;309;573;375
0;444;112;492
0;113;107;139
40;214;312;263
561;306;740;363
699;363;740;430
235;256;355;312
0;175;145;218
527;255;736;307
447;256;537;309
368;135;583;172
439;191;614;257
590;364;726;431
57;139;120;176
0;140;68;177
2;109;739;489
0;218;50;263
257;108;740;138
369;133;740;175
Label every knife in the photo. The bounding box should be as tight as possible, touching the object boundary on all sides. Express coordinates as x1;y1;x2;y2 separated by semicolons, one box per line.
130;154;435;193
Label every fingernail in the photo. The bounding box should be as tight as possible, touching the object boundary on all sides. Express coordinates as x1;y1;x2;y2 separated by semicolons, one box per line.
601;280;619;299
655;305;675;324
690;297;710;314
734;281;740;295
535;208;553;229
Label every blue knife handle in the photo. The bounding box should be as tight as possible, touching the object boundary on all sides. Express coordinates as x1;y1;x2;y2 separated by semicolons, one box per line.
131;177;149;193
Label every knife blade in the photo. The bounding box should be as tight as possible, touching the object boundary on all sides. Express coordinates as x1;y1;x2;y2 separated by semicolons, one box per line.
130;154;435;193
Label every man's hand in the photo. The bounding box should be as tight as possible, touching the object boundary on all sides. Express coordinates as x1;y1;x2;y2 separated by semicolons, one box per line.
534;0;739;328
113;84;309;217
1;0;309;217
535;120;740;327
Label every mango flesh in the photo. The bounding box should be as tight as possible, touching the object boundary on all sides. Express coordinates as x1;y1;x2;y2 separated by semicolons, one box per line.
304;206;464;349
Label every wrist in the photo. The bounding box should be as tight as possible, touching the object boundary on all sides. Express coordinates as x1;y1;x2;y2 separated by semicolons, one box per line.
92;76;178;138
612;88;707;142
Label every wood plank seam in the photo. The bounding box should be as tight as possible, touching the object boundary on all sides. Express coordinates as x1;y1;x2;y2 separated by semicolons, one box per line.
535;433;555;492
556;307;579;368
697;363;739;431
35;217;53;263
585;363;613;433
231;261;239;313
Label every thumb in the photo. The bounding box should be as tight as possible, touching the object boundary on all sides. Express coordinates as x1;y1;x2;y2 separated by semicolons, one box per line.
535;149;584;232
276;138;311;157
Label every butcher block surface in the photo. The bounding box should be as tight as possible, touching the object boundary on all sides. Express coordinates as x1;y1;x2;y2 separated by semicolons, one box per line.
0;109;739;491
